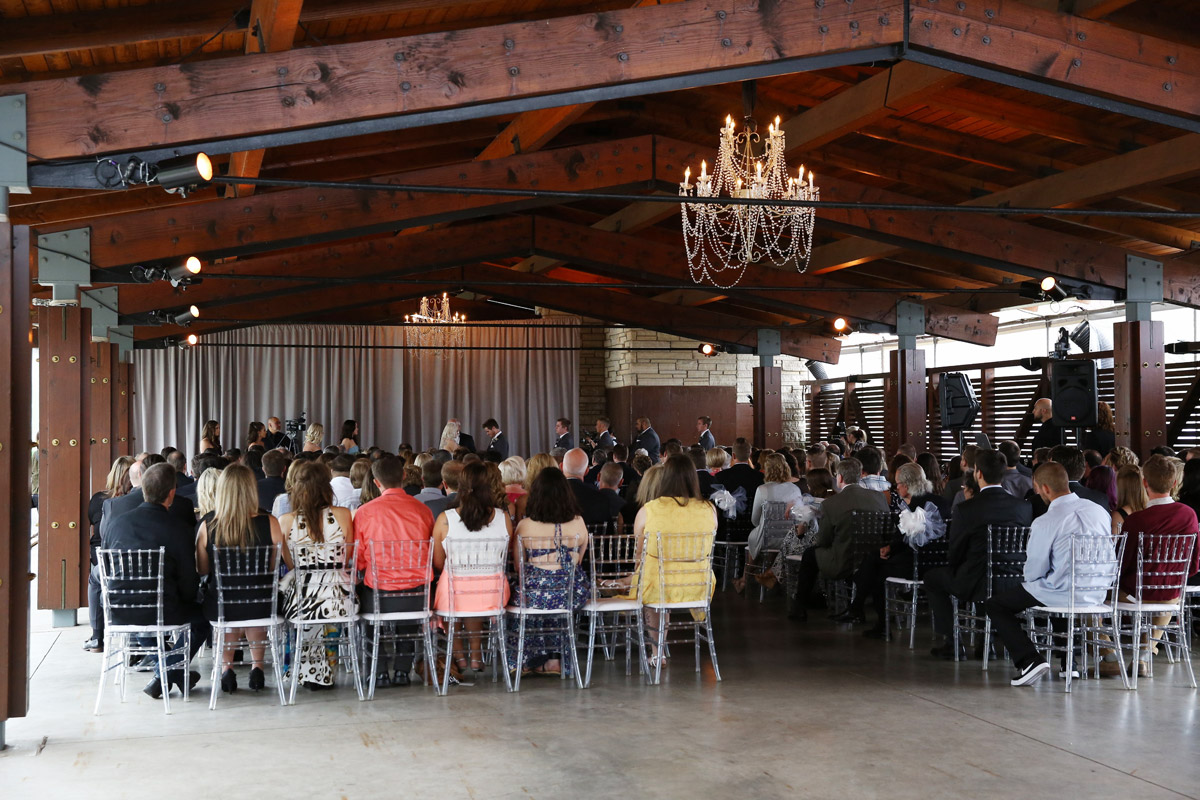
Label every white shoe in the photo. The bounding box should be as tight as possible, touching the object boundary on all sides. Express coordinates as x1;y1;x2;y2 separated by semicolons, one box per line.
1011;661;1050;686
1058;669;1080;679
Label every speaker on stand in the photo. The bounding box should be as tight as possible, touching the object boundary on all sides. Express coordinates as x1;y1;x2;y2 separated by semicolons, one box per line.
1050;360;1098;447
939;372;981;452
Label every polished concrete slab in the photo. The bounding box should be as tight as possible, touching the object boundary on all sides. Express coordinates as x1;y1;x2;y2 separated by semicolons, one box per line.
2;591;1197;799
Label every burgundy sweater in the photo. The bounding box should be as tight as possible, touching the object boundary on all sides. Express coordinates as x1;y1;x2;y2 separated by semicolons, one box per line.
1119;501;1200;601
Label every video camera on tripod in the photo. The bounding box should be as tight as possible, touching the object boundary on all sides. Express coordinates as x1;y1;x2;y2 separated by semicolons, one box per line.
283;411;307;454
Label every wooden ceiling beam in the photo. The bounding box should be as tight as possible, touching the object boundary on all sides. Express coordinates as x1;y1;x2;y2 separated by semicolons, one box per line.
1070;0;1139;20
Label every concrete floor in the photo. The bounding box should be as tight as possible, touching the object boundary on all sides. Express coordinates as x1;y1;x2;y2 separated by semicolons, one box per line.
2;590;1198;799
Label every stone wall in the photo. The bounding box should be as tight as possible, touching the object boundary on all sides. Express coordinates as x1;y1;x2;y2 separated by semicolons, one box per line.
578;321;607;424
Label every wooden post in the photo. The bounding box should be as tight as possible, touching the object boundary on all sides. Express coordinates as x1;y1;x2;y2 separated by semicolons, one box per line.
752;366;783;449
1;219;33;736
884;348;928;455
115;361;132;456
979;368;996;442
89;343;117;495
1112;320;1167;457
37;305;91;621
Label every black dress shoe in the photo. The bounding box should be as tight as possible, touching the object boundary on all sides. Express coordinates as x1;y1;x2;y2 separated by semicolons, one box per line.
248;667;265;692
82;637;103;653
220;668;238;694
393;670;411;687
375;672;392;689
166;670;201;695
143;677;164;699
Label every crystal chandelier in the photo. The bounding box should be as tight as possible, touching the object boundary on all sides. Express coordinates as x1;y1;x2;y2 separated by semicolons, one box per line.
679;114;818;288
404;292;466;355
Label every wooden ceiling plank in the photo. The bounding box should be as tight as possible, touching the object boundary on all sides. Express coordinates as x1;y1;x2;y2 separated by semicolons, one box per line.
1071;0;1138;20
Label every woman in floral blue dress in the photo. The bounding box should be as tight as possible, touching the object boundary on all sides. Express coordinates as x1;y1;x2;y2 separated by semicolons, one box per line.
506;468;591;675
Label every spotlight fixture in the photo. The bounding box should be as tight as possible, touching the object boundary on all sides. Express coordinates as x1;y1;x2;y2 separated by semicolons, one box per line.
132;256;203;288
1165;341;1200;355
100;153;213;196
158;304;201;326
177;333;199;350
833;317;849;332
1040;276;1069;303
697;342;723;357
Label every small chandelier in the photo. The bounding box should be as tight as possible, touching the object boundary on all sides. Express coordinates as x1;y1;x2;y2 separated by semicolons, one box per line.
679;114;818;288
404;292;465;355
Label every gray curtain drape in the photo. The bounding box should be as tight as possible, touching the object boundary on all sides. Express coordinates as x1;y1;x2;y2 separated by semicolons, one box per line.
133;320;579;459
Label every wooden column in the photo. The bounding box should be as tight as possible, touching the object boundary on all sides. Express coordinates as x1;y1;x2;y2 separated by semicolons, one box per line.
89;343;117;495
114;360;132;456
926;372;942;460
1;221;33;734
1112;320;1166;457
884;349;928;455
808;387;822;444
979;368;996;442
37;305;91;617
752;366;783;449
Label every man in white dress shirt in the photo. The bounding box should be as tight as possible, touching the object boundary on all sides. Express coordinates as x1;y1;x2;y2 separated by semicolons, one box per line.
985;462;1115;686
330;454;360;509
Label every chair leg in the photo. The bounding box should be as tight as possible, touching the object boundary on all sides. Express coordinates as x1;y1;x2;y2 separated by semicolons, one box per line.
497;614;513;692
694;617;702;673
511;612;526;692
268;623;287;706
909;587;919;650
209;626;225;711
1064;617;1076;694
288;625;301;705
367;620;380;702
584;612;597;688
1131;613;1143;691
93;633;112;716
156;632;171;715
653;610;667;685
982;616;992;671
706;610;722;682
635;608;650;682
440;619;456;696
568;615;584;689
346;622;364;701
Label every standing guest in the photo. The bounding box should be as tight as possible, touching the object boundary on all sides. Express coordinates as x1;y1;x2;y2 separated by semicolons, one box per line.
263;417;287;450
506;467;590;676
917;453;944;494
482;418;509;460
500;457;528;519
257;450;289;513
432;461;513;673
696;416;716;451
353;456;435;687
339;420;361;455
924;450;1033;658
330;454;358;508
200;419;222;454
986;462;1116;686
84;456;135;653
632;417;661;464
415;460;452;518
734;453;805;594
103;463;208;699
562;448;613;527
1082;401;1117;455
554;417;575;450
440;418;476;454
195;464;290;694
247;421;267;450
1029;397;1062;454
998;440;1033;499
593;417;615;450
279;461;356;690
1111;465;1149;536
303;422;324;453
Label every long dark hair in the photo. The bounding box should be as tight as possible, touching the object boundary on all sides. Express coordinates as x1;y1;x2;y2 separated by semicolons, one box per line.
340;419;358;443
201;419;221;451
289;460;334;542
456;462;498;531
246;421;265;448
657;454;704;507
525;467;581;524
1178;458;1200;506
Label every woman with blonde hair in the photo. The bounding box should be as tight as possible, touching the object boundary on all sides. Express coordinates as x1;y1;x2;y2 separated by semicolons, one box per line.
1111;464;1149;536
196;464;290;693
85;455;136;651
302;422;324;453
439;420;462;454
516;453;556;519
734;453;804;594
271;458;305;517
1105;446;1139;471
196;466;222;518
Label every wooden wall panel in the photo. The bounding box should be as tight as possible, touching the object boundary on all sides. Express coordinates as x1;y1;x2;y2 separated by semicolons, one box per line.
605;386;737;450
753;367;783;449
89;343;116;496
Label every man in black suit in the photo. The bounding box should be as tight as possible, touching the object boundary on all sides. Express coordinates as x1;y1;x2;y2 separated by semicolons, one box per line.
713;439;764;540
632;417;661;463
166;450;193;489
610;443;639;487
585;448;609;485
696;416;716;452
593;416;616;450
482;418;509;460
563;448;614;528
923;449;1033;658
176;452;224;505
1029;398;1062;454
448;418;476;454
257;449;289;513
101;462;207;698
554;417;574;450
101;454;197;542
1027;445;1111;517
596;463;630;528
689;445;715;496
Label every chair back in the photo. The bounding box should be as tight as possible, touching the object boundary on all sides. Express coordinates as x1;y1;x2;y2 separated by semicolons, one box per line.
985;525;1032;596
1132;531;1197;601
211;544;281;623
442;534;510;615
759;500;794;552
512;526;588;611
642;530;716;607
288;540;358;621
97;547;167;628
848;510;899;565
1067;531;1125;611
913;536;950;580
364;538;434;613
587;524;643;603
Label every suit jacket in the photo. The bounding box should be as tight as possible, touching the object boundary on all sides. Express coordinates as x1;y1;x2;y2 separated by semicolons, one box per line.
812;483;890;579
175;472;195;489
696;469;715;497
176;480;199;505
568;478;615;528
101;487;196;543
713;463;764;517
257;475;287;514
698;429;716;451
633;427;661;463
594;430;615;450
1029;480;1111;518
102;502;199;626
420;490;455;520
598;487;629;528
947;485;1033;599
456;433;477;453
486;432;510;460
555;432;574;450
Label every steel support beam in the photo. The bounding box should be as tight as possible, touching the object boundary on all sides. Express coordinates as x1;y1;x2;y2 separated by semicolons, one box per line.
1113;320;1167;457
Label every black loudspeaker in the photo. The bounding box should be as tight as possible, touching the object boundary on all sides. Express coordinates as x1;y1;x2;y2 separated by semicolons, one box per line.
939;372;979;429
1051;360;1098;426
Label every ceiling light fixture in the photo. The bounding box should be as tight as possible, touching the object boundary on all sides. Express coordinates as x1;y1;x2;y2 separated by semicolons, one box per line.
404;293;465;356
697;342;723;357
98;152;213;196
132;256;203;288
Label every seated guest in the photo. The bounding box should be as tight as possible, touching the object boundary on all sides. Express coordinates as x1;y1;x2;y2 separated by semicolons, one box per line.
424;461;462;519
196;467;222;519
414;460;447;513
401;464;423;495
610;443;639;487
224;448;242;465
626;454;716;665
271;459;303;518
834;463;948;637
924;450;1033;658
178;452;223;504
706;447;730;476
596;463;629;527
998;440;1032;499
243;448;265;481
689;445;715;496
195;464;290;694
361;471;383;506
1111;465;1148;536
660;439;685;464
102;463;208;698
85;456;135;653
917;453;944;494
506;467;590;676
329;454;358;508
433;462;513;673
500;456;528;508
985;462;1115;686
353;456;435;687
734;454;805;595
584;448;609;486
347;458;373;511
302;422;324;453
942;445;978;507
166;450;193;489
550;447;567;467
1179;458;1200;518
1085;463;1118;511
790;458;890;621
563;448;613;528
279;461;356;690
1032;447;1053;469
715;438;765;528
518;454;555;519
805;444;830;474
257;450;289;513
1029;445;1110;517
101;454;196;542
1106;455;1200;676
763;469;836;616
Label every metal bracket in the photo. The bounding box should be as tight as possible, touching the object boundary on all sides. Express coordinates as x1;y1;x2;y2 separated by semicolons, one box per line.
108;326;134;362
757;328;781;368
1125;255;1163;322
36;228;92;305
895;300;925;351
80;287;119;341
0;94;30;194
